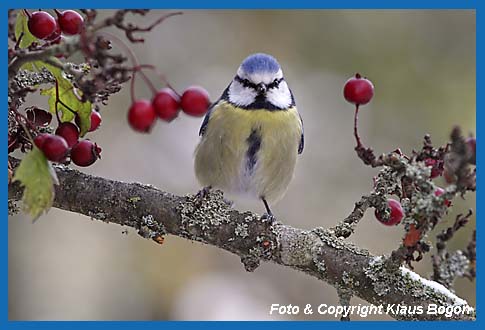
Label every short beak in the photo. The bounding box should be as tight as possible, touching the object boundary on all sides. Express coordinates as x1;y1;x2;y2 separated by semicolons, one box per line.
256;83;267;94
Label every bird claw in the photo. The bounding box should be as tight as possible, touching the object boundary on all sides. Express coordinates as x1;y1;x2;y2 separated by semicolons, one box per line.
223;198;234;208
261;212;276;223
195;186;211;200
194;186;212;207
195;187;233;208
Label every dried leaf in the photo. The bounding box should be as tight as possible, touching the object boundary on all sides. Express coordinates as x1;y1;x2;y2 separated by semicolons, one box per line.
403;224;421;248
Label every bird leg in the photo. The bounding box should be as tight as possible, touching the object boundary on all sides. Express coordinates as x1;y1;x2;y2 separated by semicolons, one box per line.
261;198;276;223
195;186;212;202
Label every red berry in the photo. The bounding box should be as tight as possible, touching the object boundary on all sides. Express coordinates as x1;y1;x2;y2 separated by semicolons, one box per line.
180;86;210;117
57;10;84;35
424;158;436;167
55;122;79;147
71;140;102;167
425;158;442;178
41;134;68;162
75;110;102;132
375;199;404;226
28;11;57;39
128;99;157;133
466;137;476;165
152;88;180;121
46;19;61;42
343;73;374;106
89;111;102;131
34;133;49;149
434;187;451;207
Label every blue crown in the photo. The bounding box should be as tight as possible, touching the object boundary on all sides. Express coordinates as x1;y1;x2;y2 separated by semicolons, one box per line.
240;53;280;74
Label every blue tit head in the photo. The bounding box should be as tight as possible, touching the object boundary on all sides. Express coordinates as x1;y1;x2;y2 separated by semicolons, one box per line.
227;53;294;110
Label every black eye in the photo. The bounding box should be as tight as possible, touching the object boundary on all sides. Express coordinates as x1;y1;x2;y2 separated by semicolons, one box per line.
267;78;283;89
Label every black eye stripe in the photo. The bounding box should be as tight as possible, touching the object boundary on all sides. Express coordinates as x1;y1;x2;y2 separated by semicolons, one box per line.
235;75;257;89
267;77;284;89
235;76;284;90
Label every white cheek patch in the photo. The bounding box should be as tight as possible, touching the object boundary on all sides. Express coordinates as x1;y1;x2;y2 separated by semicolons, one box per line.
228;81;256;106
266;81;292;109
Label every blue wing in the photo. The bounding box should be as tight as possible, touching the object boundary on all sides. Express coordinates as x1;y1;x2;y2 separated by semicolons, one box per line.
199;85;231;137
199;103;216;136
298;113;304;154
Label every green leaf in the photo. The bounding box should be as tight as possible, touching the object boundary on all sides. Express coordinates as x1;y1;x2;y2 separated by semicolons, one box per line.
37;60;92;136
13;147;56;220
41;85;75;121
20;62;35;71
14;10;37;49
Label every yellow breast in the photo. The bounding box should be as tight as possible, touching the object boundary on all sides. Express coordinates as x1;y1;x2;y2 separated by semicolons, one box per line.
194;101;302;203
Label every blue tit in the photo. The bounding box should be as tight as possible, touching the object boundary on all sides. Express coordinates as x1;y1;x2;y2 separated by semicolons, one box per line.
194;53;304;217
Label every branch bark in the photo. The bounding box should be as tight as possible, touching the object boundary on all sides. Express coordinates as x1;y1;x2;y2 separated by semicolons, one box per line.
8;157;475;321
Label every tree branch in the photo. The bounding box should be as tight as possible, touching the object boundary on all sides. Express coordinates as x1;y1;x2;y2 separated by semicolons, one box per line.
8;39;81;78
8;157;474;320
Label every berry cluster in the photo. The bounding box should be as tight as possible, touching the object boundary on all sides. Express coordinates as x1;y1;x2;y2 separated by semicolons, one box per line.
372;189;451;227
128;85;210;133
27;9;84;42
343;73;459;227
8;9;198;220
372;171;457;227
15;9;212;166
33;110;102;167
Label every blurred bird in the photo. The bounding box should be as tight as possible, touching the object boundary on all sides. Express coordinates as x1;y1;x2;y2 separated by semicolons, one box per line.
194;53;304;218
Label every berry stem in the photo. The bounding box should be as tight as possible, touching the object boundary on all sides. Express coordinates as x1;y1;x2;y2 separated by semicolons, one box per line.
133;64;178;95
54;79;62;123
130;71;136;103
14;32;24;50
131;65;158;94
9;107;35;143
353;104;362;148
23;9;31;18
17;119;34;144
8;138;18;150
130;64;169;94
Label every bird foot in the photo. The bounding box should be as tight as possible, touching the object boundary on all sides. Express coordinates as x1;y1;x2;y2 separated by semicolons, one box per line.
195;186;211;200
194;186;212;207
223;198;234;208
261;212;276;223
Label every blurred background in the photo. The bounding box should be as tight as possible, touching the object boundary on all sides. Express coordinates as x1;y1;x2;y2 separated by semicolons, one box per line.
8;10;475;320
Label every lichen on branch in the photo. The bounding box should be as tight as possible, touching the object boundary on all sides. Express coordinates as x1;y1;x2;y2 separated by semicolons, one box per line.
8;156;475;321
